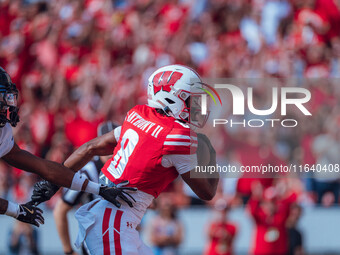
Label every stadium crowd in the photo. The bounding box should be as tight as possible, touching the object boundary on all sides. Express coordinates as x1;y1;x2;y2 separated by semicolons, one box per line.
1;0;340;254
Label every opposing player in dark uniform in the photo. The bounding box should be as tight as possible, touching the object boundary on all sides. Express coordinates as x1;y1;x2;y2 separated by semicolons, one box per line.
0;67;136;227
54;122;118;255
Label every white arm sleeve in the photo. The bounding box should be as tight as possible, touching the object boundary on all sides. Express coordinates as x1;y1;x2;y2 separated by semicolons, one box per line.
0;124;14;158
161;154;198;175
114;126;122;141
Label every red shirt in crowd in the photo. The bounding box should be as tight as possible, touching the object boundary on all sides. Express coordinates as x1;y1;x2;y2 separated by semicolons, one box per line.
205;222;237;255
235;142;285;197
248;193;297;255
315;0;340;40
65;114;103;148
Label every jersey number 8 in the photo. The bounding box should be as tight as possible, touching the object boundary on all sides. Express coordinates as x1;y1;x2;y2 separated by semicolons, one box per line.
108;129;139;179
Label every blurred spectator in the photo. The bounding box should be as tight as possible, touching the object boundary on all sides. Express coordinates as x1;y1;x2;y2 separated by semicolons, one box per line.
7;172;40;255
204;199;237;255
231;130;284;204
149;194;183;255
248;181;297;255
312;119;340;205
8;222;40;255
287;204;304;255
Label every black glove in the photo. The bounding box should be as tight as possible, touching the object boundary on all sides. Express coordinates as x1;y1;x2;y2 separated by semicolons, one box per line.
99;181;137;208
31;180;60;205
16;202;44;227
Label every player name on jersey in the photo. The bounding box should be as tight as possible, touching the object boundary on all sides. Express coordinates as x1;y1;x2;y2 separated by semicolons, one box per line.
126;111;164;138
126;111;156;132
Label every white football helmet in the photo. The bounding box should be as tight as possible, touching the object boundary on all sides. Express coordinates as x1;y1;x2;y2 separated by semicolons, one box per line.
147;64;208;128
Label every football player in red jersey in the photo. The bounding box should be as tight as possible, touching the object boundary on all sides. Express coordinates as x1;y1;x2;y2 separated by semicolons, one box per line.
32;65;219;254
0;67;136;227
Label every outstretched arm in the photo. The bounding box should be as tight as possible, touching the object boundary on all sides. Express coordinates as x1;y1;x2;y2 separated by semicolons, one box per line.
3;143;74;188
26;128;136;208
3;143;101;197
0;197;44;227
63;130;117;171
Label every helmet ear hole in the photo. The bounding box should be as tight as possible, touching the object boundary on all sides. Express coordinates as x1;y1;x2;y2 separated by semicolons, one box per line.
185;97;190;108
165;98;175;104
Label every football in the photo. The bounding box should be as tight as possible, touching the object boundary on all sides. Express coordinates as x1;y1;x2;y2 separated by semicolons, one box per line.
196;133;211;166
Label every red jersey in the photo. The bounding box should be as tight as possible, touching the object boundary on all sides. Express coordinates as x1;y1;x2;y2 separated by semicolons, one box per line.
102;104;197;198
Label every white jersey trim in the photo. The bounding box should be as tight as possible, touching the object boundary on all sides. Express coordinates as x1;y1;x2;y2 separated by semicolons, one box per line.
114;126;122;141
165;135;197;141
161;153;197;175
164;141;190;146
164;141;197;147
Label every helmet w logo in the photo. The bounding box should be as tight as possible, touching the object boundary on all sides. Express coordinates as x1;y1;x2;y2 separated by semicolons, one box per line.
152;71;183;94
